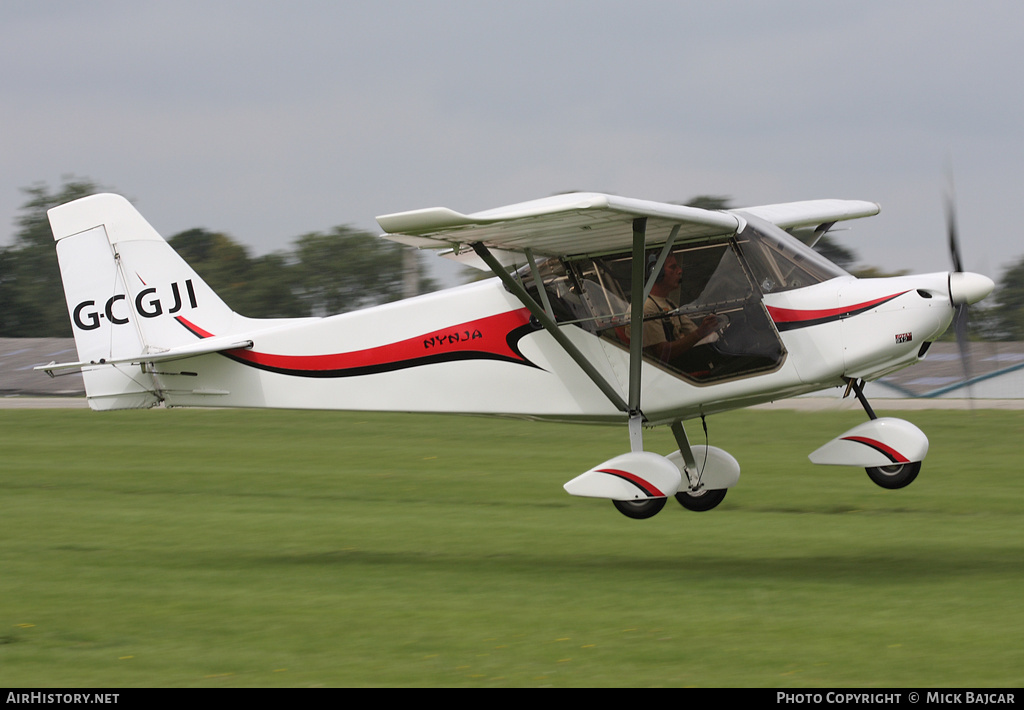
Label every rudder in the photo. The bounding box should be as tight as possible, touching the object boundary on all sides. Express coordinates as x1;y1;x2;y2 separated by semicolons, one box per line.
49;194;239;409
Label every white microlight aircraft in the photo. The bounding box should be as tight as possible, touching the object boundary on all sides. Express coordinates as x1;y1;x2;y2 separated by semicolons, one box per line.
39;192;993;519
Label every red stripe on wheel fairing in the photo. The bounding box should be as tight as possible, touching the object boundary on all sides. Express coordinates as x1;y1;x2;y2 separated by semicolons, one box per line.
596;468;666;497
841;436;910;464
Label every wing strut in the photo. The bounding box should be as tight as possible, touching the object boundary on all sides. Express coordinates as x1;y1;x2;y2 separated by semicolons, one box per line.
523;248;555;320
642;225;681;301
627;218;646;414
470;242;629;414
473;218;672;451
627;218;648;450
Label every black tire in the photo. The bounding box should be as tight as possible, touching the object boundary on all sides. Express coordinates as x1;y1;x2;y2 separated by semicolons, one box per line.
675;487;727;512
865;461;921;490
612;497;667;519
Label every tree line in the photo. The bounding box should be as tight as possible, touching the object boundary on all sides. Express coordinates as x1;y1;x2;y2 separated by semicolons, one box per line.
2;179;1022;340
0;178;435;337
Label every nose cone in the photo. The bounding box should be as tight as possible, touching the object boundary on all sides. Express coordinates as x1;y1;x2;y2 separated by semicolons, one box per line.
949;272;995;305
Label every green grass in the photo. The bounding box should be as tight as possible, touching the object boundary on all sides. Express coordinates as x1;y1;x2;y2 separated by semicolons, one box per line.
0;406;1022;687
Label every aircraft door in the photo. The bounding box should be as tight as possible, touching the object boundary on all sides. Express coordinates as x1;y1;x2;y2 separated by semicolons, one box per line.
515;236;789;385
590;240;786;384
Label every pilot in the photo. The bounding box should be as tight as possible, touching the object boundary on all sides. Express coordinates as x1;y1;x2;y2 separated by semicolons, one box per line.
643;252;720;364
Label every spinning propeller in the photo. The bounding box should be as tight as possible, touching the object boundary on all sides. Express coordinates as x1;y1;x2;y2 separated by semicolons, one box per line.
946;196;971;385
944;190;994;394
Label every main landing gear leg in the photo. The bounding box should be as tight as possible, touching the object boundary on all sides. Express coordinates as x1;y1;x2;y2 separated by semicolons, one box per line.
671;420;699;485
670;419;728;511
629;413;644;453
606;413;670;518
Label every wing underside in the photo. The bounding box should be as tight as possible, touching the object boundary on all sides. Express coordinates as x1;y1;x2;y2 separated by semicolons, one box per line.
376;192;880;260
377;193;742;258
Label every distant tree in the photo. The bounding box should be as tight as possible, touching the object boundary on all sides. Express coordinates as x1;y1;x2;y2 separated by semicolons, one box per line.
242;252;308;318
165;228;300;318
812;233;907;278
292;226;416;316
961;302;999;342
984;255;1024;341
846;264;910;279
812;235;858;271
683;195;733;211
168;225;438;318
0;177;106;336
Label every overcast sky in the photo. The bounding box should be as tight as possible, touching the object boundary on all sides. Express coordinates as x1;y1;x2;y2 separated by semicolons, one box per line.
2;1;1021;282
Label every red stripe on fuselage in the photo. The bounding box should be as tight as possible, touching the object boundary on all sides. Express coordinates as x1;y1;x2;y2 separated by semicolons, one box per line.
765;291;909;325
175;309;536;375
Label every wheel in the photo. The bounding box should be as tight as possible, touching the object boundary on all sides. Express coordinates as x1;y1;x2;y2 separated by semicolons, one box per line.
612;497;667;519
865;461;921;490
675;487;727;512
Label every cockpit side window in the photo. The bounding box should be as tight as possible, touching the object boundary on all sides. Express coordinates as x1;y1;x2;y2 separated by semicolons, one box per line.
516;236;788;384
515;257;629;334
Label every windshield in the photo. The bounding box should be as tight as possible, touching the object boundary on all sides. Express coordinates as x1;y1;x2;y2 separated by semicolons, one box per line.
733;214;848;294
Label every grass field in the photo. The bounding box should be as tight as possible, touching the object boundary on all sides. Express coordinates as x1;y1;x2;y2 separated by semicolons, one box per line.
0;406;1021;687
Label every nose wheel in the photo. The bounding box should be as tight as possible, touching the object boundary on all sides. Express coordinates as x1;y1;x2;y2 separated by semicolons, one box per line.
845;379;925;490
865;461;921;489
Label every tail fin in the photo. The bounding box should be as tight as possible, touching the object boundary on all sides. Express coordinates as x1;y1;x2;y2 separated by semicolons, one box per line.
48;194;240;409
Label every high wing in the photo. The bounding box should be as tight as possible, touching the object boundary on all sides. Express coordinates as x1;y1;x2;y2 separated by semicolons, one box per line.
735;198;880;247
376;192;742;260
735;199;880;230
377;192;880;260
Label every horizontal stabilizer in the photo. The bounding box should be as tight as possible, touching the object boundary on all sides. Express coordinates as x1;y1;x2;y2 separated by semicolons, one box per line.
36;336;253;375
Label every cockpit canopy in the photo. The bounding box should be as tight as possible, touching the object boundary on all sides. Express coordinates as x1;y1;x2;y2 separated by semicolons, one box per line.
516;217;846;384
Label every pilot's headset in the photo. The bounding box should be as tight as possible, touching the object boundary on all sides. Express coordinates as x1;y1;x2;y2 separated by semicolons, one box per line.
645;252;663;282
